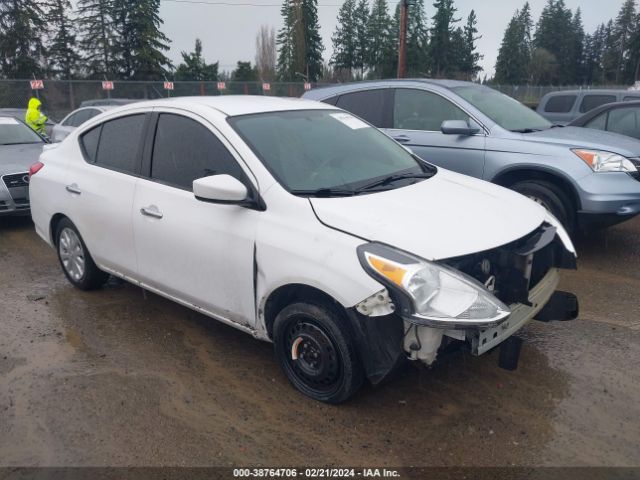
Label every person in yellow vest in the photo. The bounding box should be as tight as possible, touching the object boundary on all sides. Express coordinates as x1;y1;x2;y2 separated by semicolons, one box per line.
25;97;48;136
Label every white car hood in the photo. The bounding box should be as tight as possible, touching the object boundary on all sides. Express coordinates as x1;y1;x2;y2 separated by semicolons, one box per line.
310;169;547;260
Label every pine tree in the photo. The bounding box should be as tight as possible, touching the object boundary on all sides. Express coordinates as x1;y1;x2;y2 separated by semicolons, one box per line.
331;0;357;77
45;0;80;78
405;0;430;76
613;0;637;83
533;0;574;84
276;0;324;81
353;0;369;78
112;0;172;80
175;39;218;81
602;20;618;83
77;0;116;78
232;61;258;81
570;8;585;84
459;9;482;80
0;0;46;78
495;7;529;84
366;0;394;77
583;24;606;84
302;0;325;80
276;0;296;80
429;0;459;77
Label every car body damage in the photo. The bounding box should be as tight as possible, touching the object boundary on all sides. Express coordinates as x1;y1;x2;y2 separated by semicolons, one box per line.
349;221;578;384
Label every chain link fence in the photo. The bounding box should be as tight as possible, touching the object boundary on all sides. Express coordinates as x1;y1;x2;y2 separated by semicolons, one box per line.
0;79;633;121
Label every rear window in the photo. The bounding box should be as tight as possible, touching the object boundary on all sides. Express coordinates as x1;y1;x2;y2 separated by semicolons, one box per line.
580;95;616;113
544;95;577;113
335;89;387;127
92;114;146;174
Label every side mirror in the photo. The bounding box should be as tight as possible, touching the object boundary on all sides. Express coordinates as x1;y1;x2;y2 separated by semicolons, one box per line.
193;174;248;203
441;120;480;136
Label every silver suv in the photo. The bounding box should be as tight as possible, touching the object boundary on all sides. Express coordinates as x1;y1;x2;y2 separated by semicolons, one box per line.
303;80;640;233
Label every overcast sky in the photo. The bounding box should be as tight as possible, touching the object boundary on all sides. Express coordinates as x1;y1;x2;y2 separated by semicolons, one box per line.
159;0;623;77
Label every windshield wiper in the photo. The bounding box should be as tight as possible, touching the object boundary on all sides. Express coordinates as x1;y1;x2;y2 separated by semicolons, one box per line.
290;187;356;197
355;172;434;192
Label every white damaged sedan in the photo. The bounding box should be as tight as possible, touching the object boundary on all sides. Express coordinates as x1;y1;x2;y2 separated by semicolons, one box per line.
29;96;578;403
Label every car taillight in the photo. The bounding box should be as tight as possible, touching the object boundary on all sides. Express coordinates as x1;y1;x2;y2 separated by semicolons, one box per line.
29;162;44;177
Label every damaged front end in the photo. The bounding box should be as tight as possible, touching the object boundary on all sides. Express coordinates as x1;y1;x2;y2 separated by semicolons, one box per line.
348;222;578;385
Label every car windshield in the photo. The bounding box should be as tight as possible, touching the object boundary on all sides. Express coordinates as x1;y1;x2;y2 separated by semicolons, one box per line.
0;117;43;145
229;109;434;195
453;86;552;132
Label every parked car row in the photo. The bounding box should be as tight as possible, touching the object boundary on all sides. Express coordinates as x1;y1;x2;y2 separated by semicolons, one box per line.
4;84;640;403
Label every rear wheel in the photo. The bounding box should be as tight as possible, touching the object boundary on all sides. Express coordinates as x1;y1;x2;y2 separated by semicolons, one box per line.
511;180;575;234
273;302;363;403
55;218;108;290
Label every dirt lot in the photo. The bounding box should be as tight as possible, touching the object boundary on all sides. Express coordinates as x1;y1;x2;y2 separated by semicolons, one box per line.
1;215;639;468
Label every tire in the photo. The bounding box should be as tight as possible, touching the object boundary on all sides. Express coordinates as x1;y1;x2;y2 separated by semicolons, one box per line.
510;180;575;234
273;302;364;404
55;218;109;290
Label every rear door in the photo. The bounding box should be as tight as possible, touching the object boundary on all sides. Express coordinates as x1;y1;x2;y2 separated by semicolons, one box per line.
67;112;149;276
132;109;258;327
385;88;486;178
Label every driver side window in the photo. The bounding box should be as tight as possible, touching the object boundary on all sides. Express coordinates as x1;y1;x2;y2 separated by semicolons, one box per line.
393;89;469;131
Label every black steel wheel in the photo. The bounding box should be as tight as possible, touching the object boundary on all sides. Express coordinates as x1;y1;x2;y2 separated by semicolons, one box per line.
273;302;363;403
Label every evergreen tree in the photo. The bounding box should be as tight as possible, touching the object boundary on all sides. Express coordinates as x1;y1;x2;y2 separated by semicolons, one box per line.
429;0;459;77
276;0;324;81
613;0;637;83
77;0;116;78
533;0;574;84
570;8;585;84
331;0;357;77
366;0;394;77
175;39;218;81
353;0;369;78
301;0;324;80
0;0;46;78
602;20;618;83
112;0;172;80
459;9;482;80
495;6;530;84
276;0;296;80
583;24;606;84
45;0;80;78
232;61;258;81
405;0;430;76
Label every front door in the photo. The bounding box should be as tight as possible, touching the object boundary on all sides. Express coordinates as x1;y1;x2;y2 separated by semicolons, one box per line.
132;111;258;327
385;88;486;179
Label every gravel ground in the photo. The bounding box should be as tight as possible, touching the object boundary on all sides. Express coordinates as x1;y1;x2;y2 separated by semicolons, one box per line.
1;216;639;467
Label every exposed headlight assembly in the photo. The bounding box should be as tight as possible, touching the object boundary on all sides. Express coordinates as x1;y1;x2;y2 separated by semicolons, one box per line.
357;243;510;328
572;149;637;173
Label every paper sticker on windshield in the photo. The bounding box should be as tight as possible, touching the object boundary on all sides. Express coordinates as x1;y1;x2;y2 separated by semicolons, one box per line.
330;113;370;130
0;117;19;125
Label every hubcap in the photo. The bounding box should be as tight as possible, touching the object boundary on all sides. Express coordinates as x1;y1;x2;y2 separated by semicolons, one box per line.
59;228;86;281
286;320;342;392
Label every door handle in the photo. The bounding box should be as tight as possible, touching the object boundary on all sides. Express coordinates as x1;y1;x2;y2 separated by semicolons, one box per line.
140;206;163;219
65;184;81;195
392;135;411;143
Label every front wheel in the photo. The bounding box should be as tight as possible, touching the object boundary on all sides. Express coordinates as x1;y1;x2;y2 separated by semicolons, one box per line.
511;180;575;234
55;218;109;290
273;302;364;403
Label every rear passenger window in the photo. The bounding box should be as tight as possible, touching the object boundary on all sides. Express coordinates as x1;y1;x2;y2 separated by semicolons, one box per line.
150;114;244;191
94;114;146;173
335;89;387;127
80;125;101;163
544;95;577;113
580;95;616;113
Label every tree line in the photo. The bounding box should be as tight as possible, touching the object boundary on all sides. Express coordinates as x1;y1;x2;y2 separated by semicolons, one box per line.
494;0;640;86
1;0;638;85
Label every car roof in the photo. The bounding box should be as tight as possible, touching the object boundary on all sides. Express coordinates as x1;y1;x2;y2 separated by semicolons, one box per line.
106;95;337;117
543;89;640;97
302;78;479;100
